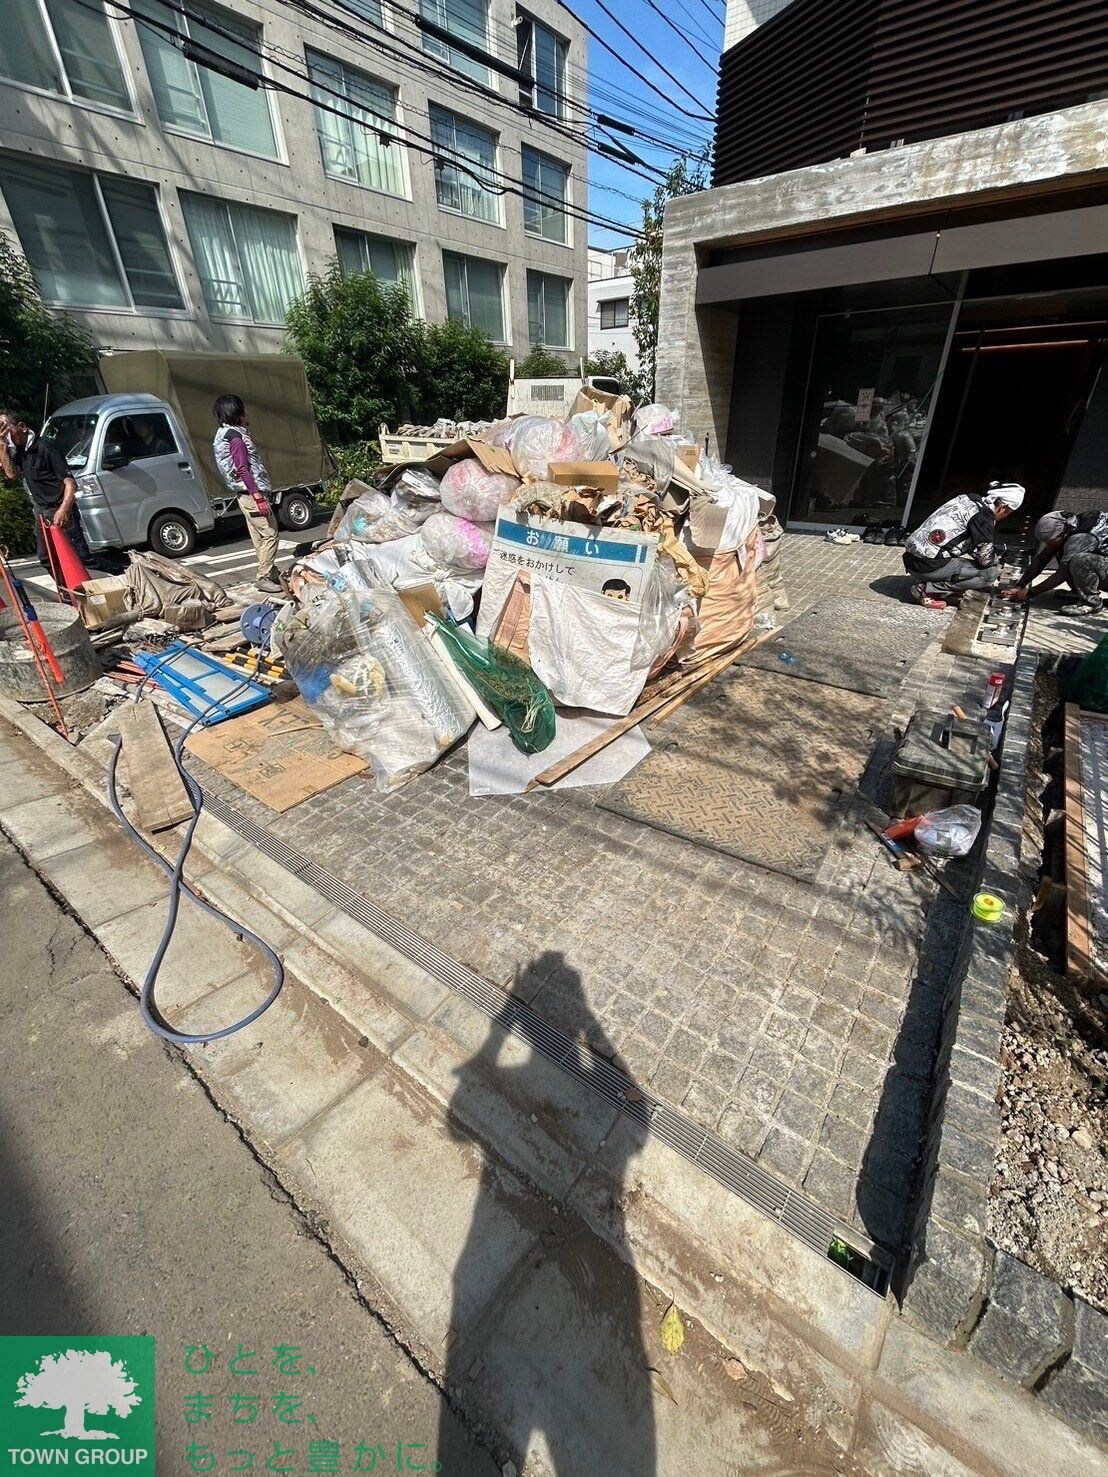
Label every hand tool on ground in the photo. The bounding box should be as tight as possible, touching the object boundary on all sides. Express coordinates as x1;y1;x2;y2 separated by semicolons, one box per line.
865;819;920;871
0;547;69;738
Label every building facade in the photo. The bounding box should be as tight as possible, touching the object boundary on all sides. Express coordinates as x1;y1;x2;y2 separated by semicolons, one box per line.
586;245;638;371
0;0;588;365
660;0;1108;531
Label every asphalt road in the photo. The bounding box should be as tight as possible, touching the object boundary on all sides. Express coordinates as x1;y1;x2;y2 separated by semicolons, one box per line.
9;504;333;591
0;833;496;1474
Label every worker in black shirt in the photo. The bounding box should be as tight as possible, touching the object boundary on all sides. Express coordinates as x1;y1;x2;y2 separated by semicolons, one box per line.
1003;510;1108;617
0;409;100;572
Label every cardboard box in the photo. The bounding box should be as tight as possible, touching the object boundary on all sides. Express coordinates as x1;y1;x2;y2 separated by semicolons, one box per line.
549;461;621;492
569;386;633;449
75;575;131;631
396;581;444;628
423;435;518;480
677;445;701;471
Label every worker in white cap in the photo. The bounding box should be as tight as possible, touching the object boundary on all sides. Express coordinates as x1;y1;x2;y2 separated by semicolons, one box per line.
1003;509;1108;617
903;481;1025;609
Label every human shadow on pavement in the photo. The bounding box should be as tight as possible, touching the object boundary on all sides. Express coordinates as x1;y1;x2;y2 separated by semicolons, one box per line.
435;951;657;1476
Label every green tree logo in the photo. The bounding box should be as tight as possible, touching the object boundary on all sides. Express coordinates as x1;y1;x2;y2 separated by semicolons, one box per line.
14;1349;142;1441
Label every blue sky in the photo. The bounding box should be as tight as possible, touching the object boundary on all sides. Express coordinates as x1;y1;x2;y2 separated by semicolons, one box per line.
576;0;722;250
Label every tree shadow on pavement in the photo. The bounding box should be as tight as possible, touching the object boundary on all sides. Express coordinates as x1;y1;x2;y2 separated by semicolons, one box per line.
436;951;657;1477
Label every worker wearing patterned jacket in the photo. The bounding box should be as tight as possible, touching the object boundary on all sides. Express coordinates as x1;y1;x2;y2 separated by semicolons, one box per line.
213;394;282;594
902;480;1025;609
1003;509;1108;617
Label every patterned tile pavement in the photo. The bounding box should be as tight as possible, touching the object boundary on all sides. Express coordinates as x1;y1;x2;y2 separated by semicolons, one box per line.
194;534;999;1250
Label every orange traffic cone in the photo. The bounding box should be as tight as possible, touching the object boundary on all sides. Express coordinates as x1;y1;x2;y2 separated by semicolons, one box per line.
40;517;91;599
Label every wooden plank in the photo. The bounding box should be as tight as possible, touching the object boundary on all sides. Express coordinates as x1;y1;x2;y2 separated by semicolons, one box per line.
646;625;782;731
526;630;765;792
1063;703;1096;989
120;699;194;834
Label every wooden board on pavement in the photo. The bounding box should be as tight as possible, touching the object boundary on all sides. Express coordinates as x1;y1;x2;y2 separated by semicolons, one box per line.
120;699;194;833
186;697;367;812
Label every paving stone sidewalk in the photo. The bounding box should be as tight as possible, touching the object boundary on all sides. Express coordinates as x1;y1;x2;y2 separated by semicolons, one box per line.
193;534;991;1251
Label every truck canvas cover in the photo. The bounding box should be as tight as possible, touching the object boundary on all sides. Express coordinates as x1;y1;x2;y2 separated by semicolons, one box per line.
99;351;328;502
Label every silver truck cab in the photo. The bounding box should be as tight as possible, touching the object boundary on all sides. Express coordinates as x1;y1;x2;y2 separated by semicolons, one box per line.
42;391;319;558
42;393;217;558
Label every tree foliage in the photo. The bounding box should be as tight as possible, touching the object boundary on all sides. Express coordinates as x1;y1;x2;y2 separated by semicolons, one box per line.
419;318;509;422
284;264;423;446
515;345;574;379
0;235;97;419
0;236;98;556
585;349;649;406
630;159;708;400
286;265;510;443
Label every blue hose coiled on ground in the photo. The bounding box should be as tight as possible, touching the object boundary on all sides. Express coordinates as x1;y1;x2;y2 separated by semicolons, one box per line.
106;654;284;1044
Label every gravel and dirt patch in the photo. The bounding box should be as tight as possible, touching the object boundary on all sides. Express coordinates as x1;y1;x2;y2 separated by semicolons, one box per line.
989;664;1108;1313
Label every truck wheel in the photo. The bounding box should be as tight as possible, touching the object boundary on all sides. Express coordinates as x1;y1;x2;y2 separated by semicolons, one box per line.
148;511;196;559
278;492;314;531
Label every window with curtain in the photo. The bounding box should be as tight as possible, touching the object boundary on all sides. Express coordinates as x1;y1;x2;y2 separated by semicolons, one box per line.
443;252;505;342
0;157;181;310
527;271;570;348
334;228;415;299
521;147;568;244
517;12;567;118
307;51;406;196
599;297;629;329
0;0;129;109
419;0;490;83
132;0;278;157
429;106;500;224
180;194;303;323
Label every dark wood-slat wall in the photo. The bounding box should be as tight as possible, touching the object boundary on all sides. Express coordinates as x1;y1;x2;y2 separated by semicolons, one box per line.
713;0;1108;188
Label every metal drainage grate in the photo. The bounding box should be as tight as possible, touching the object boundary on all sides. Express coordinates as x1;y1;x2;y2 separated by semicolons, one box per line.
205;792;891;1295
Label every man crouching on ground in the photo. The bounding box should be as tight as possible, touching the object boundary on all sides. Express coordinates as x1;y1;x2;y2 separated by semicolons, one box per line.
1003;509;1108;618
902;481;1024;610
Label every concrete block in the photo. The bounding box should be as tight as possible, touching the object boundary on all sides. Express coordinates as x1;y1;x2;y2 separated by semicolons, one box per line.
852;1398;980;1477
0;787;106;862
1041;1299;1108;1442
949;1044;1002;1102
279;933;415;1058
0;742;72;808
35;836;173;927
308;908;451;1022
969;1252;1068;1386
929;1166;988;1238
280;1068;551;1357
877;1318;1105;1477
396;997;619;1202
182;972;382;1147
902;1220;988;1343
569;1116;886;1366
95;894;267;1011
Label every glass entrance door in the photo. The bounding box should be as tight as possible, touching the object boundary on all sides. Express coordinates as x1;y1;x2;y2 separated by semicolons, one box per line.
790;302;955;526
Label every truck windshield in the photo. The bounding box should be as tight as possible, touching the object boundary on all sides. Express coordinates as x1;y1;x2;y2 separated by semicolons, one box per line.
42;414;99;470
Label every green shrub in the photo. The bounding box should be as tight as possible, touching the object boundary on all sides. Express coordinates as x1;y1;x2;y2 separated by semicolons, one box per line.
415;320;509;423
0;234;97;418
286;265;423;445
325;441;382;504
515;345;574;379
0;484;35;558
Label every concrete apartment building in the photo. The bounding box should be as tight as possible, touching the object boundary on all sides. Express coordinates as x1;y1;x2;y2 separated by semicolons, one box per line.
0;0;588;362
586;245;638;372
659;0;1108;532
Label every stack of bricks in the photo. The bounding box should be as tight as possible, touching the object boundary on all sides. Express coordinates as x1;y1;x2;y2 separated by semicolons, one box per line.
756;514;788;615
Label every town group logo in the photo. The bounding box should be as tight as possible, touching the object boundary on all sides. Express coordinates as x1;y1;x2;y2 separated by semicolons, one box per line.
1;1339;154;1473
